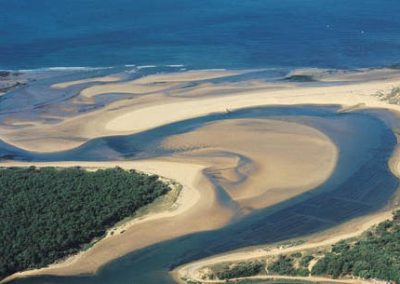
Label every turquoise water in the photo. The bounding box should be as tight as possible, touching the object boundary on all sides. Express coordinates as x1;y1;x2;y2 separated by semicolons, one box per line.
5;106;399;284
1;0;400;70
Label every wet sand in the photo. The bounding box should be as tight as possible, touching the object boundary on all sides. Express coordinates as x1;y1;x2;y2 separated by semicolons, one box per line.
162;118;337;209
0;68;399;153
0;117;337;282
0;68;399;283
174;131;400;283
51;75;122;89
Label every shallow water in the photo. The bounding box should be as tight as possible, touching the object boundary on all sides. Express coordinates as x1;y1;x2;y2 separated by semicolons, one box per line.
6;106;399;284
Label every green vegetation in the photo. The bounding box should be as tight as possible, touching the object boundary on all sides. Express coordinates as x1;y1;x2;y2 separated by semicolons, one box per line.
0;166;171;280
216;261;265;280
299;255;314;268
267;255;309;277
376;86;400;104
312;210;400;282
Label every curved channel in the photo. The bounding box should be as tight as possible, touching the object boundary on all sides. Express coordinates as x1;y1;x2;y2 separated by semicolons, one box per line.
5;106;399;284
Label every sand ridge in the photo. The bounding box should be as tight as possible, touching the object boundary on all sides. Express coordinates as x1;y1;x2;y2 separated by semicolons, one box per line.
51;75;122;89
162;118;337;209
1;68;400;153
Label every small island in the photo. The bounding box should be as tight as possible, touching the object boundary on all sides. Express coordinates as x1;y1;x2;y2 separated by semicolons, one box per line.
0;166;171;280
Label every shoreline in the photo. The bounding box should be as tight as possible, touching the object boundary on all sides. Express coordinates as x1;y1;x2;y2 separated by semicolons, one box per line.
173;131;400;284
1;67;400;153
0;159;230;283
173;207;398;284
0;117;338;283
0;67;399;283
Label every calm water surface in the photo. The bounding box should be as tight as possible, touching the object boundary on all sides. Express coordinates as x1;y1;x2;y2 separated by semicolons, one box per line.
1;0;400;70
5;106;398;284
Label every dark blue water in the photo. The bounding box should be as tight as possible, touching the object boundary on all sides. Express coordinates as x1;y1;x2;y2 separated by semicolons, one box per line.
4;106;399;284
1;0;400;70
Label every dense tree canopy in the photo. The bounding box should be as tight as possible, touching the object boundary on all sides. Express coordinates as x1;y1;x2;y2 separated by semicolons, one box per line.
312;210;400;282
210;210;400;283
0;166;170;280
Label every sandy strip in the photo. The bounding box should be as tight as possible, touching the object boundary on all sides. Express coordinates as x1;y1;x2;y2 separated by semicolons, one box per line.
1;68;400;153
103;78;399;133
174;208;396;284
130;69;246;84
182;274;369;284
78;69;247;98
51;75;122;89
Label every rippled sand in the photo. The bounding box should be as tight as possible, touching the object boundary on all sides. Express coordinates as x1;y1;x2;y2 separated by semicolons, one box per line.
162;118;337;210
1;68;399;153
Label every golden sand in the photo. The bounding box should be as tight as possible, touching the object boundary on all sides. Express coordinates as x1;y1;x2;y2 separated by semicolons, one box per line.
1;117;337;281
1;68;400;283
1;68;399;153
162;118;337;209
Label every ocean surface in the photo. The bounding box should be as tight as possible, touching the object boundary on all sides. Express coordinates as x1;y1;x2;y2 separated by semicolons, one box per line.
1;0;400;70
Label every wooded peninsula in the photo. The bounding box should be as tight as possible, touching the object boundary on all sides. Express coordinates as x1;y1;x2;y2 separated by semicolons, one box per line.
0;166;170;280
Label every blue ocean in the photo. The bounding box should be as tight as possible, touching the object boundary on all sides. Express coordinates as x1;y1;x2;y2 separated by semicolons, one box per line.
1;0;400;70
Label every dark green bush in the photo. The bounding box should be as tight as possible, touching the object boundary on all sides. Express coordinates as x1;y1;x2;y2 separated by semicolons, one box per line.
217;261;264;279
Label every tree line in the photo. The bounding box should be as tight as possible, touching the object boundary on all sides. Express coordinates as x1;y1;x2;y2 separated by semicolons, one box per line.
0;166;170;280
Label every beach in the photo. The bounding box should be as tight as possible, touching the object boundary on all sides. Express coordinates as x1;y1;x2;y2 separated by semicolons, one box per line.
1;67;400;283
0;114;338;282
0;68;399;153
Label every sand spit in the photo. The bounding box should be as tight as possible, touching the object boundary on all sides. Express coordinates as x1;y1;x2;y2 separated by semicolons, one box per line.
51;75;122;89
1;68;400;153
103;76;399;133
79;69;246;98
162;118;337;209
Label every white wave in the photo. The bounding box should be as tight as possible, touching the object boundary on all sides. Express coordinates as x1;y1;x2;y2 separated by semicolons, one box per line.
165;64;185;68
17;66;113;72
136;65;157;70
